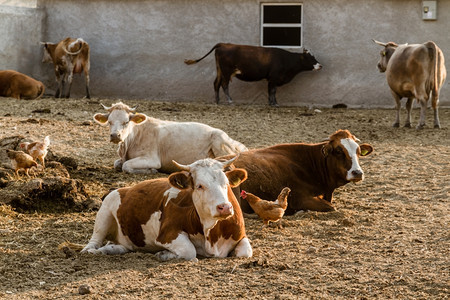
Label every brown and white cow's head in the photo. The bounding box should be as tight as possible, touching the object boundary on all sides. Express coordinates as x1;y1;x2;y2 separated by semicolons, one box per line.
93;102;147;144
168;156;247;228
373;40;399;72
41;42;55;63
321;129;373;183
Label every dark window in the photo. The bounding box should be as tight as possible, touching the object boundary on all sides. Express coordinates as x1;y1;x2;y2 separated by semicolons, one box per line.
261;3;302;48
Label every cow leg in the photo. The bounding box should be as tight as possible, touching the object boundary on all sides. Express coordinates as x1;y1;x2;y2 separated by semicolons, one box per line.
231;237;252;257
65;71;74;98
93;242;130;255
431;95;441;129
55;72;63;98
214;76;222;104
85;75;91;99
416;99;427;129
155;233;197;261
121;156;161;174
391;92;402;127
221;81;233;104
268;83;278;107
404;98;413;128
299;196;336;212
82;200;117;253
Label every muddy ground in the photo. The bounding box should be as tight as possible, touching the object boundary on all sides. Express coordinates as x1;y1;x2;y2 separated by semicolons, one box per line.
0;97;448;299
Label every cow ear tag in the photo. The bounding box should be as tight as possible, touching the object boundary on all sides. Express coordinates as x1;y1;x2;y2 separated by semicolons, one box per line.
361;149;369;156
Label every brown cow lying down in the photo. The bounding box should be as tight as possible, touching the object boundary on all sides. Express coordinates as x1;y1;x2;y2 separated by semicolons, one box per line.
0;70;45;100
221;129;373;214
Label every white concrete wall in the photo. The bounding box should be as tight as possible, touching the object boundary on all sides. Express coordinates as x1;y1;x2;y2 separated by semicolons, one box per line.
0;3;44;77
1;0;449;107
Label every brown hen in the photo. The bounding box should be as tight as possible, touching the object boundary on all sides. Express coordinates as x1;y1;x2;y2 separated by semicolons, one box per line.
241;187;291;228
20;136;50;168
6;149;38;178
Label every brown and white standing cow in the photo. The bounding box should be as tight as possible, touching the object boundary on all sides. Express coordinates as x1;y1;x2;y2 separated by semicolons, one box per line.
42;37;90;99
0;70;45;100
220;129;373;214
79;157;252;261
185;43;322;106
373;40;446;129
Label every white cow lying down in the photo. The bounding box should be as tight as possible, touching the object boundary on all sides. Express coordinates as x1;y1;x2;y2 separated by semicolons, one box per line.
93;102;248;174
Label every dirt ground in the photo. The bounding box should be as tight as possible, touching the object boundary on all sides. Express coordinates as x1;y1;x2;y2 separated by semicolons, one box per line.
0;97;448;299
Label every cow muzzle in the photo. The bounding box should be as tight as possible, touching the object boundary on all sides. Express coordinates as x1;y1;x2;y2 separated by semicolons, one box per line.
110;133;122;144
216;203;233;218
377;63;386;73
348;170;364;182
314;63;322;70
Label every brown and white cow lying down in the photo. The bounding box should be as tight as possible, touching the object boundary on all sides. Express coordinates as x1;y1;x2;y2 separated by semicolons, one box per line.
42;37;90;99
373;40;446;129
0;70;45;100
185;43;322;106
221;130;373;214
80;157;252;261
93;102;248;174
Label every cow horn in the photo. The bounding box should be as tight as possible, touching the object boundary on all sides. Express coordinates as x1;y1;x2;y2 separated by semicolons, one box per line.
129;105;138;112
172;160;190;172
221;154;240;169
100;103;112;110
372;39;387;47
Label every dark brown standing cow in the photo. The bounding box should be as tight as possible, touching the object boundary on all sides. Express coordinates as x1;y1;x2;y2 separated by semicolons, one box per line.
373;40;446;129
185;43;322;106
0;70;45;100
42;37;90;99
220;130;373;214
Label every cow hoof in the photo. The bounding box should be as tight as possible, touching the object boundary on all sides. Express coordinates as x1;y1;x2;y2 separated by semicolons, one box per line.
392;123;400;128
434;124;441;129
404;123;412;128
269;103;279;108
416;124;425;130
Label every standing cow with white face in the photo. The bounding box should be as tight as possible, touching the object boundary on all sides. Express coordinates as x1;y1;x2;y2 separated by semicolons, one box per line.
93;102;248;174
373;40;446;129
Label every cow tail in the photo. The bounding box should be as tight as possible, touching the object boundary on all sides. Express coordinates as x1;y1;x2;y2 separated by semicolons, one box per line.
426;41;439;98
58;241;85;253
184;43;222;65
36;83;45;100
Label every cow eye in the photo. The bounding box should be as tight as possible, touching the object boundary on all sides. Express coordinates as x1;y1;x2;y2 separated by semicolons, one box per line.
196;184;204;190
334;147;344;155
122;121;129;126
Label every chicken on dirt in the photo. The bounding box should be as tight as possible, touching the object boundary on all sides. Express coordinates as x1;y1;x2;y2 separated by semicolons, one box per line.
6;149;38;178
241;187;290;228
20;136;50;168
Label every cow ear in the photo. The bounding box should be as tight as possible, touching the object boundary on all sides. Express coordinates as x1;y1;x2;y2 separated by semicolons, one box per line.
129;113;147;124
93;113;109;125
168;172;192;190
359;144;373;156
322;143;333;157
226;168;248;187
